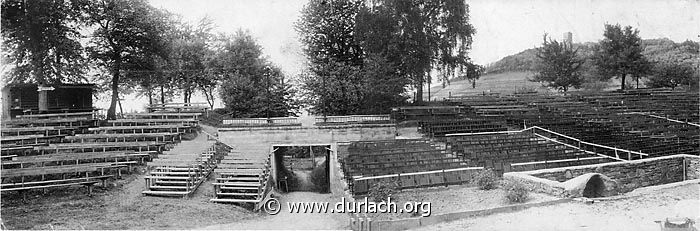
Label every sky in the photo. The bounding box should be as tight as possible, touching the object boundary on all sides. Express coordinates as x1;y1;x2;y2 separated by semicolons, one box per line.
149;0;700;75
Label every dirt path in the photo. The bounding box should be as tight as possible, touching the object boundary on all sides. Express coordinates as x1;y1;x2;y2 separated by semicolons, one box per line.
412;183;700;231
200;191;350;230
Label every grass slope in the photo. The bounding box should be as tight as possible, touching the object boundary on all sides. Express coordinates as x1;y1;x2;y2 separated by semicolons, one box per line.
426;71;549;100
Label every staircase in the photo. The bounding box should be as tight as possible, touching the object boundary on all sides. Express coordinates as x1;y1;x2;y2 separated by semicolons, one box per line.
210;144;272;204
142;133;227;197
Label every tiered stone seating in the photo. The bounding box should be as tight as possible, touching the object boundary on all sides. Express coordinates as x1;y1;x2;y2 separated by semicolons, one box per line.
445;132;615;172
211;144;271;204
142;138;224;197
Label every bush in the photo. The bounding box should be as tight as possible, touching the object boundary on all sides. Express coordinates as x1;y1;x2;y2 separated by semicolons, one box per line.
474;169;499;190
502;180;529;203
309;160;329;193
368;180;399;202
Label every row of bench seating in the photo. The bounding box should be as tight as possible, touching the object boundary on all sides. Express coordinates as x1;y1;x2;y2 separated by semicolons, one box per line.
342;139;471;195
445;132;618;172
1;109;203;196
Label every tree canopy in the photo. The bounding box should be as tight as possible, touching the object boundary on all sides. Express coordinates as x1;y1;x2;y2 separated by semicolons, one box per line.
85;0;173;119
214;30;298;118
1;0;89;84
296;0;477;115
593;24;651;90
531;34;584;92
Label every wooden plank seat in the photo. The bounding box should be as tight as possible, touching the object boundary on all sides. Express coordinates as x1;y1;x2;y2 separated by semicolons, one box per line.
1;126;77;136
1;163;115;180
17;112;95;120
2;117;96;127
123;112;202;120
65;132;179;143
2;150;133;166
106;118;198;126
0;134;65;146
88;124;194;134
35;141;165;154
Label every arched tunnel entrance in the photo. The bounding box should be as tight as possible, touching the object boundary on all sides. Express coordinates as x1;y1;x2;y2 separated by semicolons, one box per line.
273;145;331;193
582;174;606;198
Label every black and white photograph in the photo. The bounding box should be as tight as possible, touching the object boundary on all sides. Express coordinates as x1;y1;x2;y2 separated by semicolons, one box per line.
1;0;699;230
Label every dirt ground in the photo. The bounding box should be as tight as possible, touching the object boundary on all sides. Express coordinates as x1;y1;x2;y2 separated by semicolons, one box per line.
0;167;260;230
201;191;350;230
413;183;700;231
363;184;558;221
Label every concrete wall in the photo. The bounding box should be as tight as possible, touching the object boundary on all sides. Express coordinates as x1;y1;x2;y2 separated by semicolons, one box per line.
218;124;395;148
218;124;396;195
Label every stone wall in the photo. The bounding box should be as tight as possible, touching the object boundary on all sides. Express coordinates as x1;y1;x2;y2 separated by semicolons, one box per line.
503;173;567;197
527;155;690;193
686;156;700;180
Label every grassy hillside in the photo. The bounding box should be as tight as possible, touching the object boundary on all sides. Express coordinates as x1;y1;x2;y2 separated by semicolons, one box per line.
426;70;628;101
426;71;548;100
484;39;699;75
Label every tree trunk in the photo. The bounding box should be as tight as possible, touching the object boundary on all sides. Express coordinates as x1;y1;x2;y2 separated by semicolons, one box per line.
620;73;626;90
106;55;121;120
160;85;165;104
415;82;424;104
183;90;189;104
203;88;215;109
148;88;153;105
118;97;123;117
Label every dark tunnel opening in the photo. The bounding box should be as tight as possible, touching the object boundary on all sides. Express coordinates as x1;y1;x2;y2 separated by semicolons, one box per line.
582;174;606;198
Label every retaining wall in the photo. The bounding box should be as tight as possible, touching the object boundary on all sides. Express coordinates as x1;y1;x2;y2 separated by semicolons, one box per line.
504;154;699;197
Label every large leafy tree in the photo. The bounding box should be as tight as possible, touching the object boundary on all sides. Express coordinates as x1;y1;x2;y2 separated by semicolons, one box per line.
168;17;215;104
1;0;88;84
85;0;173;119
296;0;366;115
647;62;697;90
464;62;485;89
593;24;651;90
297;0;476;113
372;0;476;103
213;30;298;117
531;34;584;92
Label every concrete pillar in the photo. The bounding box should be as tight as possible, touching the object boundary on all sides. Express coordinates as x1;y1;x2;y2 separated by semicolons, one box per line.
38;85;49;111
329;143;340;195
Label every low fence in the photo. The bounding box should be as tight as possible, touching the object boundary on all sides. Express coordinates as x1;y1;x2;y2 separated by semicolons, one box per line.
314;115;391;125
222;117;301;127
